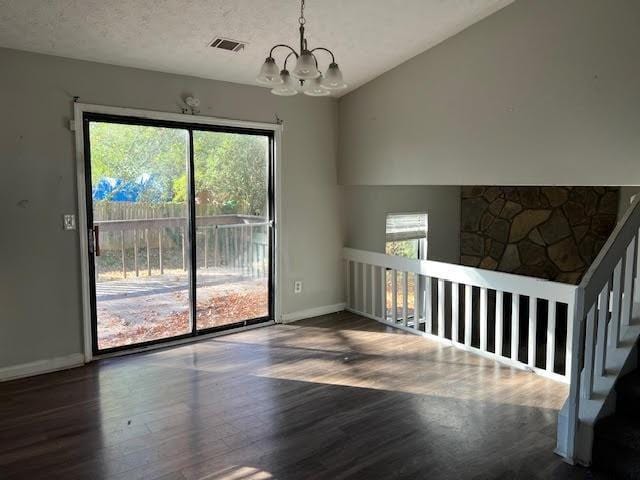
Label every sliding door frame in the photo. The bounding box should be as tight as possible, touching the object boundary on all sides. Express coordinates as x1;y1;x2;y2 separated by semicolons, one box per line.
74;103;282;362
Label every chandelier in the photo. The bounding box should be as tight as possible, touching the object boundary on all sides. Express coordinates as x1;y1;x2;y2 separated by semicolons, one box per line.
256;0;346;96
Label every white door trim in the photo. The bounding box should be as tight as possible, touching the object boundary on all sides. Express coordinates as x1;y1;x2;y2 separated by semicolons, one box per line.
73;102;283;363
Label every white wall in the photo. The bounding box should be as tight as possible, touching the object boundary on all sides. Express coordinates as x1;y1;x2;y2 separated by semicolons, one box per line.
343;186;460;264
0;48;343;369
338;0;640;186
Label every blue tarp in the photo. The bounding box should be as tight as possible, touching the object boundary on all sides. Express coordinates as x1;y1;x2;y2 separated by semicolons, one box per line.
93;174;163;202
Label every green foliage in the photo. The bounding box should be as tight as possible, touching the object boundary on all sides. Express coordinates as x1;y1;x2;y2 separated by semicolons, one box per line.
221;200;239;214
193;132;267;215
89;122;268;215
172;174;188;203
385;240;419;259
90;123;187;203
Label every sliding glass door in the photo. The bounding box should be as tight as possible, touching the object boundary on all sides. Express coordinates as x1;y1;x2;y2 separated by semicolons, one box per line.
193;131;271;331
83;113;274;354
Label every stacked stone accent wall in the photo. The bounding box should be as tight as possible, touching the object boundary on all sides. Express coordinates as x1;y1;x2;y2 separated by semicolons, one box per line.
460;187;619;284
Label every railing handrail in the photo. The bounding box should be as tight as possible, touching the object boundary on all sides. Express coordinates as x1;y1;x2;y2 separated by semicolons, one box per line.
95;215;268;232
579;194;640;307
344;247;577;304
563;194;640;464
94;214;270;280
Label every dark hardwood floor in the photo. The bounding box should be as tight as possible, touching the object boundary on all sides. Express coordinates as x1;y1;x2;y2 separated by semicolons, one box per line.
0;312;600;479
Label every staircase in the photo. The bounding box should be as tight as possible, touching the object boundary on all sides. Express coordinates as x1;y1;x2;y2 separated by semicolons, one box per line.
557;194;640;466
592;344;640;478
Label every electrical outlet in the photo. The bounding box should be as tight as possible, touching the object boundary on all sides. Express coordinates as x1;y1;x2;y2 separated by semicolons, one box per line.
294;280;303;294
63;214;76;230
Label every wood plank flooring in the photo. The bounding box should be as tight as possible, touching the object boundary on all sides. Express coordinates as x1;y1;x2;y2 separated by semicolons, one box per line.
0;312;598;479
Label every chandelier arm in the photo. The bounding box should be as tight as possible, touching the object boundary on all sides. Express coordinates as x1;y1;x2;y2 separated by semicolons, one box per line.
283;52;297;71
310;47;336;64
269;44;299;59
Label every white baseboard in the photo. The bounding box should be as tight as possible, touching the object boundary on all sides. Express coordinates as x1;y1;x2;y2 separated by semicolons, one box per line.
0;306;346;380
0;353;85;382
281;303;346;324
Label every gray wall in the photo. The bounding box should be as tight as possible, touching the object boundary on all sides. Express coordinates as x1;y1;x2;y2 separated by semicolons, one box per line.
619;187;640;221
338;0;640;186
343;186;460;264
0;48;343;368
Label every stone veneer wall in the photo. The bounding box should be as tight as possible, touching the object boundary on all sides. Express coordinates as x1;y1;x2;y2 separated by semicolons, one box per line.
460;187;619;284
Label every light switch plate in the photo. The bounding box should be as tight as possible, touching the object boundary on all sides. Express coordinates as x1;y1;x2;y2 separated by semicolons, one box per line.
63;214;76;230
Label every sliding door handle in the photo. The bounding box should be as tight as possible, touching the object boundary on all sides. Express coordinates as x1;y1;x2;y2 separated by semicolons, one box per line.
89;225;101;256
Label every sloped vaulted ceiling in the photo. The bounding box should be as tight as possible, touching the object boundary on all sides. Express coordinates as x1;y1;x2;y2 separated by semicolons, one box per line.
0;0;512;95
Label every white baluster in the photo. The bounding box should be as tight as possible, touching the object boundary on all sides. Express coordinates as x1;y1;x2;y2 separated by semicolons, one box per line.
438;279;445;338
414;273;421;330
371;263;376;316
495;291;504;357
464;285;472;346
595;282;610;376
621;239;637;327
391;269;397;324
565;297;575;382
636;231;640;304
480;287;488;351
425;277;433;334
546;301;556;373
511;294;520;362
528;297;538;368
451;282;459;342
402;271;409;326
610;260;623;348
381;266;386;321
581;305;597;400
362;262;367;314
354;261;360;312
346;260;351;309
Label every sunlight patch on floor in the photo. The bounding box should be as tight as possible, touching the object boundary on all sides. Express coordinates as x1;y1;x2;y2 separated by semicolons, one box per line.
199;466;273;480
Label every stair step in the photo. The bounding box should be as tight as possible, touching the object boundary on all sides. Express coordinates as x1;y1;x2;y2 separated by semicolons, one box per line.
595;414;640;451
617;375;640;422
590;331;640;477
593;414;640;478
617;370;640;419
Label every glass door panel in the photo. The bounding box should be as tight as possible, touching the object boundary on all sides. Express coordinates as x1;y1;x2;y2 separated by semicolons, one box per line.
193;130;271;330
87;120;192;351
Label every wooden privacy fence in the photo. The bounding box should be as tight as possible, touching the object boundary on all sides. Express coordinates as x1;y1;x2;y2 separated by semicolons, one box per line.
344;247;578;384
94;215;269;279
94;201;223;221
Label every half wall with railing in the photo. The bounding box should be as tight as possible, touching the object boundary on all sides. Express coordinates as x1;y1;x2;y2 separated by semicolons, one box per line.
344;247;577;383
343;195;640;466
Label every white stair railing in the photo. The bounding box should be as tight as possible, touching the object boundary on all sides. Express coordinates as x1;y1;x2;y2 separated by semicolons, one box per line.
344;247;578;383
563;195;640;464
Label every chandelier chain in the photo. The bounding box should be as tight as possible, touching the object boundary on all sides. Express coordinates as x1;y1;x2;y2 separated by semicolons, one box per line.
299;0;306;25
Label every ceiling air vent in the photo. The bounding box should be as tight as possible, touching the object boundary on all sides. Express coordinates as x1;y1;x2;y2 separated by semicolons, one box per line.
209;37;246;53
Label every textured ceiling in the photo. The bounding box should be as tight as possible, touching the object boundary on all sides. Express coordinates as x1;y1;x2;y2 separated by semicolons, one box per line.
0;0;513;96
